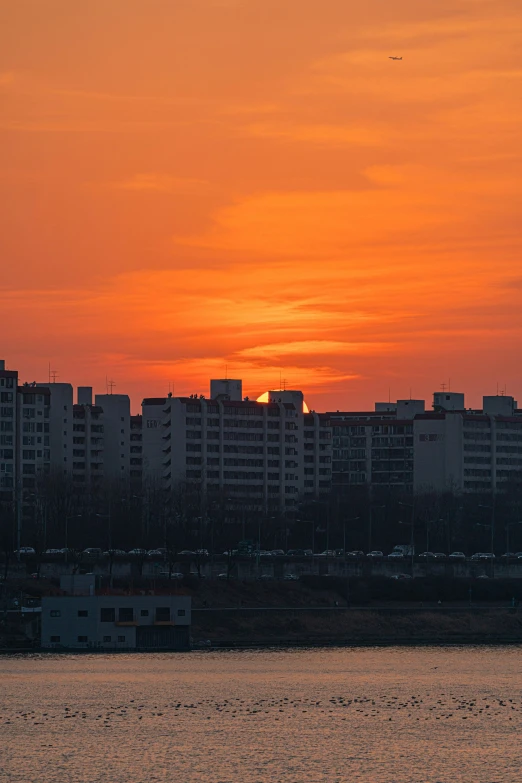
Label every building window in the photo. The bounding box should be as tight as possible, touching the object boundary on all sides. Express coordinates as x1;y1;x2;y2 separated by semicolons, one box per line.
100;608;115;622
155;607;170;622
50;636;60;643
103;636;112;643
117;635;126;643
78;610;88;617
177;609;186;617
118;607;134;622
50;610;61;617
140;609;149;617
77;636;88;643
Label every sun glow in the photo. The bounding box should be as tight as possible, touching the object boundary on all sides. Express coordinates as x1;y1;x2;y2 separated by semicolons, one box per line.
256;391;310;413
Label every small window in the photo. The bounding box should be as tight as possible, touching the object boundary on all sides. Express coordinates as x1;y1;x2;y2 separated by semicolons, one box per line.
100;608;115;622
177;609;186;617
77;609;88;617
50;610;61;618
119;607;133;622
155;607;170;622
50;635;60;643
103;635;111;643
77;636;88;643
117;635;125;643
140;609;149;617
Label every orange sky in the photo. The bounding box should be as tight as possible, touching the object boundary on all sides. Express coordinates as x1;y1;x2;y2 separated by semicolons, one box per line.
2;0;522;412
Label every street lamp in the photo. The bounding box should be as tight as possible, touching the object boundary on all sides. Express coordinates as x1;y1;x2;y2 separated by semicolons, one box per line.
398;500;415;571
505;521;522;555
368;505;385;553
344;517;360;556
478;502;495;555
64;515;82;563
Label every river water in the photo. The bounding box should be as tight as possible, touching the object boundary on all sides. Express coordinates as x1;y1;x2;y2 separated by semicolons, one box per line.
1;646;521;782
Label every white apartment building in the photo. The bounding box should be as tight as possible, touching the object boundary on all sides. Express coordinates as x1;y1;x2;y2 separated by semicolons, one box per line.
71;396;105;490
16;383;52;490
130;414;142;485
94;393;131;480
141;397;167;483
0;359;17;504
414;394;522;494
161;383;328;513
38;382;74;476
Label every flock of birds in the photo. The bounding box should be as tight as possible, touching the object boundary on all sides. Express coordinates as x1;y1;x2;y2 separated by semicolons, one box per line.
2;692;520;732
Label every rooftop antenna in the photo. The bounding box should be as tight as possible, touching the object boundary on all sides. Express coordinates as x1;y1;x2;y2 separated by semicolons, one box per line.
441;382;447;393
107;378;115;395
50;369;58;383
448;378;451;392
283;378;287;391
388;387;391;403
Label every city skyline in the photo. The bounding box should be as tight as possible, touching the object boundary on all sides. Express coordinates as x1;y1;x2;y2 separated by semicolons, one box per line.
2;0;522;412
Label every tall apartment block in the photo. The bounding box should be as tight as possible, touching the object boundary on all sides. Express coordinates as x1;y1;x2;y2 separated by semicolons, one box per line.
159;382;332;514
0;359;18;503
94;394;131;480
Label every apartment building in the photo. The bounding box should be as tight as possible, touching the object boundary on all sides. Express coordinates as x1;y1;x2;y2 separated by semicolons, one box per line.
161;383;320;513
94;394;131;480
71;395;105;490
38;382;73;476
141;398;166;483
329;400;422;494
0;359;17;503
16;383;52;490
130;414;143;485
414;394;522;494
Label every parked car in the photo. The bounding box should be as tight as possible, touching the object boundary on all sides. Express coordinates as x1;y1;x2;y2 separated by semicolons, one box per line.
387;551;404;559
449;551;466;560
433;552;447;559
43;548;61;555
147;549;165;557
83;547;103;557
347;550;364;558
259;573;274;580
501;552;516;559
103;549;126;557
317;550;336;557
479;552;495;560
217;572;235;580
127;548;148;556
477;573;490;579
271;549;285;556
390;573;412;580
189;571;206;578
284;573;299;580
334;549;344;557
157;571;184;580
303;549;313;557
179;550;195;556
418;552;436;559
367;550;384;558
15;547;36;556
194;549;209;556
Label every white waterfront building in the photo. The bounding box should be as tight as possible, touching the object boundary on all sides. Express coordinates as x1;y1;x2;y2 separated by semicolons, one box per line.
41;594;191;650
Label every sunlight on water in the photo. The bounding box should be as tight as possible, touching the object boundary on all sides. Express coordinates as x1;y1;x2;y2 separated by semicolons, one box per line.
1;646;520;782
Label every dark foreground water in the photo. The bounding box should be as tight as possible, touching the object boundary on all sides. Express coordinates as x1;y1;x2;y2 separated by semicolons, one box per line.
1;646;521;782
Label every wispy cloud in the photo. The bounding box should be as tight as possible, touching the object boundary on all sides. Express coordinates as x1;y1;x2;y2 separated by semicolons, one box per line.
106;173;210;194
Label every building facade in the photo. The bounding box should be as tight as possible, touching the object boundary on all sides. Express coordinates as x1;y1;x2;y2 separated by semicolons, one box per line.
41;595;191;650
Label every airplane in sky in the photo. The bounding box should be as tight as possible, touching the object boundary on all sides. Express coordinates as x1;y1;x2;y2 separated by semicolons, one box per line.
389;56;403;60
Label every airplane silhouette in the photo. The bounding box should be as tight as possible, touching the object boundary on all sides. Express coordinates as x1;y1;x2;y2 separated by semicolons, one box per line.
389;56;403;61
